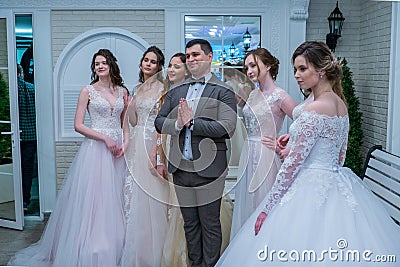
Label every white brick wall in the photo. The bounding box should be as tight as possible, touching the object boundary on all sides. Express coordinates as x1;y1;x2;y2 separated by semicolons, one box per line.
358;1;391;154
51;10;165;67
307;0;362;67
307;0;391;157
53;9;164;188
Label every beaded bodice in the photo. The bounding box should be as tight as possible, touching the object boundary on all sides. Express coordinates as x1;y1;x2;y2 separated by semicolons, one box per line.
134;88;163;141
287;111;349;169
87;85;124;141
242;87;289;139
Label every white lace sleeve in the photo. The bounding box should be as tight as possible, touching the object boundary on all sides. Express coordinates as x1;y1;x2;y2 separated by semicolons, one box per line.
262;111;323;215
338;134;348;167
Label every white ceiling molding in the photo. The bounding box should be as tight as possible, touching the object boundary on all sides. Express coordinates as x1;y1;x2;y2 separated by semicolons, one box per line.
290;0;310;20
2;0;279;9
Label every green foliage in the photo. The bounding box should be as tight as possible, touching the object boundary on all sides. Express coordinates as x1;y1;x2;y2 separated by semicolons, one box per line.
0;71;11;162
340;58;364;177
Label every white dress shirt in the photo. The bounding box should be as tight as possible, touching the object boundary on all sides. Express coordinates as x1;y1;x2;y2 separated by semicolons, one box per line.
181;72;212;160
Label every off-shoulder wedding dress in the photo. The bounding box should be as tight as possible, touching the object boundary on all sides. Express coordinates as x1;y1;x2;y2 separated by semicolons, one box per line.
217;102;400;266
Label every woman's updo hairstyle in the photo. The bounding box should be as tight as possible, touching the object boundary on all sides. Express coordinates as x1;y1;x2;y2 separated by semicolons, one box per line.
292;41;346;105
244;48;280;81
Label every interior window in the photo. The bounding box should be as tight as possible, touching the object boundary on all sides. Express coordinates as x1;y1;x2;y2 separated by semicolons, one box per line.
184;15;261;66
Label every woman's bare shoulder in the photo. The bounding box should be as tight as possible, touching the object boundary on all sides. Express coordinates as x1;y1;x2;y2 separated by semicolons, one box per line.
305;94;344;117
305;98;337;116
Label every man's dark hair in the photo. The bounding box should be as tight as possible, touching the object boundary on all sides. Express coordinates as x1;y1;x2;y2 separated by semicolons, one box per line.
185;39;213;55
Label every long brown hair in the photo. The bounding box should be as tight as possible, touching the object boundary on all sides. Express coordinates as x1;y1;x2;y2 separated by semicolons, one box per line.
292;41;346;105
138;46;165;84
90;49;126;89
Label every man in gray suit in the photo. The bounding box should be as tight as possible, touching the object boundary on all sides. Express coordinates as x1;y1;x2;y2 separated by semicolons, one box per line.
155;39;237;267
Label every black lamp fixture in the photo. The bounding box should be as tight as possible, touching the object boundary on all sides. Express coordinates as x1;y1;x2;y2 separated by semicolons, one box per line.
326;1;345;52
229;42;236;58
242;27;252;52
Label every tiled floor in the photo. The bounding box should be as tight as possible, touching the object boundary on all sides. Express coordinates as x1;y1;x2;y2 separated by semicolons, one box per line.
0;202;16;221
0;216;48;266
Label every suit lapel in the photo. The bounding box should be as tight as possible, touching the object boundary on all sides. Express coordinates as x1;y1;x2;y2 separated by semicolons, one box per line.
172;83;190;104
195;74;219;116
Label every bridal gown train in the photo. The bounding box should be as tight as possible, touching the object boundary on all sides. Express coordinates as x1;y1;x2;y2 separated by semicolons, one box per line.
8;85;127;267
216;103;400;266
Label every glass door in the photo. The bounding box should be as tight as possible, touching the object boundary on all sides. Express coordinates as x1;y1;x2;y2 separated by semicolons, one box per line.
15;14;40;217
0;10;24;230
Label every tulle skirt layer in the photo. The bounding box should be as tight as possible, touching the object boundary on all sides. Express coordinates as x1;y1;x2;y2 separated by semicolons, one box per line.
217;167;400;266
121;125;169;267
8;138;127;267
231;139;280;239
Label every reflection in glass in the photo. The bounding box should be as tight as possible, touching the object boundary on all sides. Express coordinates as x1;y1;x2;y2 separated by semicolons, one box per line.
15;14;39;216
0;121;15;221
184;15;261;65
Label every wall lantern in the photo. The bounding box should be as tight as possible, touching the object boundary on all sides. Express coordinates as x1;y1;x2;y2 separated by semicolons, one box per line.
229;42;236;58
326;1;345;52
242;27;252;52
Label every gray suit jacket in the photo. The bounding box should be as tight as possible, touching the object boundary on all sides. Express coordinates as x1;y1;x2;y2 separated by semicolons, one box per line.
155;73;237;178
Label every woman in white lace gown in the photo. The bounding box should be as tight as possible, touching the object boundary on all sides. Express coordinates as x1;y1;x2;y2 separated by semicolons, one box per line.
160;53;234;267
216;41;400;266
8;49;130;267
121;46;170;267
230;48;297;239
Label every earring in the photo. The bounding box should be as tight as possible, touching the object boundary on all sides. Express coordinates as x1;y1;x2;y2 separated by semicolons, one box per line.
319;75;323;79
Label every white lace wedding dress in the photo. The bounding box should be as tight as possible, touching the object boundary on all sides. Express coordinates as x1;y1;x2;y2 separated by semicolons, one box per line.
230;87;291;239
8;85;127;267
216;102;400;266
121;88;170;267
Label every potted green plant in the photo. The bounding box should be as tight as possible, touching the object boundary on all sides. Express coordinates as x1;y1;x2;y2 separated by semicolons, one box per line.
341;58;364;177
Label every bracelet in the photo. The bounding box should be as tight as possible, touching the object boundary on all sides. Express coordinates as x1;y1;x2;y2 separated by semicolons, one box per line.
156;154;164;166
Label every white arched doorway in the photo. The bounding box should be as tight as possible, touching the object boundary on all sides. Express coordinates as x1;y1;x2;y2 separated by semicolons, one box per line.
54;27;149;140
